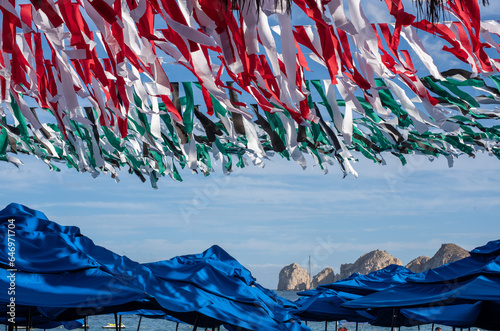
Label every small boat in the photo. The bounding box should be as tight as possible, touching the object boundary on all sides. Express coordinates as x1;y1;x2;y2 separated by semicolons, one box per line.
102;323;126;329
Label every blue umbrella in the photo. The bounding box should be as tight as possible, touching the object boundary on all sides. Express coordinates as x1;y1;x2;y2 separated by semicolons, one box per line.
342;240;500;329
293;288;368;322
0;203;211;323
399;302;483;327
145;246;309;330
1;203;308;331
291;265;415;326
343;241;500;310
0;305;84;329
320;265;415;295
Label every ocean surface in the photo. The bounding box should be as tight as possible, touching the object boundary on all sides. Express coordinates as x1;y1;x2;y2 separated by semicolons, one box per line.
17;291;472;331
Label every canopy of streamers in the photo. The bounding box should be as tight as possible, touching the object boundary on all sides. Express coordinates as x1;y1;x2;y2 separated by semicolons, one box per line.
1;0;500;186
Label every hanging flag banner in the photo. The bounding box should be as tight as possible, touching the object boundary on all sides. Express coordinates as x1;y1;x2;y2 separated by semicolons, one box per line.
0;0;499;187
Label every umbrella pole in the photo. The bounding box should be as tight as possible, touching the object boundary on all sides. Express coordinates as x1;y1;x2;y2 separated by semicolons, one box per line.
432;323;434;331
119;315;123;331
175;323;179;331
114;313;119;331
193;314;200;331
325;320;327;331
335;321;338;331
136;316;142;331
356;322;359;331
27;306;32;331
390;308;397;331
84;316;88;331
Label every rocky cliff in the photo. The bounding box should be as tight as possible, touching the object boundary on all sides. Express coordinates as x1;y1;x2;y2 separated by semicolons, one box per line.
339;249;402;279
311;267;337;288
277;243;470;289
406;255;431;273
277;263;311;291
407;243;470;273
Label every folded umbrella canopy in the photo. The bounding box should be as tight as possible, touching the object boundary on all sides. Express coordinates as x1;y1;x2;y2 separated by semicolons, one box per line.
291;265;416;326
320;265;415;295
0;305;84;329
342;240;500;329
0;203;211;323
293;288;368;322
0;203;308;331
341;275;489;327
144;245;309;331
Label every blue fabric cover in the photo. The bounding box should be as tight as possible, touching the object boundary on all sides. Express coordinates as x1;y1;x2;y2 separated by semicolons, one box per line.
297;241;500;328
293;288;368;322
342;277;472;309
0;267;147;307
0;305;83;329
320;265;414;295
0;203;308;331
400;302;483;327
342;273;500;327
292;265;414;324
0;203;211;326
451;274;500;301
145;246;308;331
0;203;211;316
470;239;500;256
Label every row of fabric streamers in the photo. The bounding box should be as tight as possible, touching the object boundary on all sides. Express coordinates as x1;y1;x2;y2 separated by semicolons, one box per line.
0;0;499;186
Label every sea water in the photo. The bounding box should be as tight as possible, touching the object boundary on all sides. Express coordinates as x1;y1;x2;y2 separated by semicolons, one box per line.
13;291;474;331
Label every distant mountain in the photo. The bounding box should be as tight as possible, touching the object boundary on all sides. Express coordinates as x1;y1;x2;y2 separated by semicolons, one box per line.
339;249;402;280
405;255;431;273
312;267;337;288
406;243;470;273
277;243;471;289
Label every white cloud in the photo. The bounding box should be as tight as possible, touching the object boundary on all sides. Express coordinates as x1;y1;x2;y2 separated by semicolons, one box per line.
33;201;154;210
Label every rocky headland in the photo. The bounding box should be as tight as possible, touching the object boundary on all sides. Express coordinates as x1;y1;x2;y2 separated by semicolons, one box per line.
277;263;311;291
406;243;470;273
277;243;470;290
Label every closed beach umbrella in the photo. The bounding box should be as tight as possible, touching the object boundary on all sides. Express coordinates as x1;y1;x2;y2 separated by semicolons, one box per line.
292;265;415;326
342;239;500;328
145;246;308;330
0;203;308;331
321;265;415;295
293;288;369;322
0;203;211;323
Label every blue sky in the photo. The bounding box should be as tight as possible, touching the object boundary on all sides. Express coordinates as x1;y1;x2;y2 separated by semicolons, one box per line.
2;0;500;289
